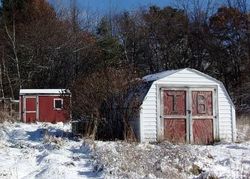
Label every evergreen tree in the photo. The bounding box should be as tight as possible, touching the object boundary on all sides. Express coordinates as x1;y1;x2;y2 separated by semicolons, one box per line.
96;17;123;68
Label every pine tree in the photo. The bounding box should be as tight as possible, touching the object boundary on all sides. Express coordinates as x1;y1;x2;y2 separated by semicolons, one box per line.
96;17;123;68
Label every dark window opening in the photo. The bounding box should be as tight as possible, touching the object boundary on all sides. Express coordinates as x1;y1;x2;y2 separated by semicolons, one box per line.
54;99;63;109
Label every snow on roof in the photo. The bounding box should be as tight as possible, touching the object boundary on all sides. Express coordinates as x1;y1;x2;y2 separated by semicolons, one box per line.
142;69;180;82
20;89;70;95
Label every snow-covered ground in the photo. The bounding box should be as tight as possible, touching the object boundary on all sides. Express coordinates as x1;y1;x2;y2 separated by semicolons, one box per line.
0;122;249;179
194;143;250;178
91;140;250;179
0;122;102;179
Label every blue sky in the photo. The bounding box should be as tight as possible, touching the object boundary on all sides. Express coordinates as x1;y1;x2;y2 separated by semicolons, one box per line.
77;0;173;11
50;0;174;14
49;0;234;15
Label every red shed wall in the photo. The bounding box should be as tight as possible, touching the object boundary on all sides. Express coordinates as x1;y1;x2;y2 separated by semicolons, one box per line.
20;94;70;123
39;96;70;123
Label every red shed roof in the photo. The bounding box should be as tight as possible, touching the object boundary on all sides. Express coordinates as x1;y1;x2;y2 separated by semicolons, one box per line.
20;89;70;95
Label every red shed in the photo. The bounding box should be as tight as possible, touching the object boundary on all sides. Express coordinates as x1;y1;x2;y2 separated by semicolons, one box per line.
19;89;71;123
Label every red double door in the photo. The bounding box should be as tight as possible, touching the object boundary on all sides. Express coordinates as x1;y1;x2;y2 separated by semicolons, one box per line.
163;88;215;144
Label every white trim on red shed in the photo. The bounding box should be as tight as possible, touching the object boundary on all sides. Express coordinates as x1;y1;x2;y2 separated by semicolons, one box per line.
20;89;70;95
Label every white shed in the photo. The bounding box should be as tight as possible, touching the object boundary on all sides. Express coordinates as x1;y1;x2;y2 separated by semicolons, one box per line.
131;68;236;144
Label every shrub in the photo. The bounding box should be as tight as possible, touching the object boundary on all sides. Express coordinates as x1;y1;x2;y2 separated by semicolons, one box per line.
71;67;140;141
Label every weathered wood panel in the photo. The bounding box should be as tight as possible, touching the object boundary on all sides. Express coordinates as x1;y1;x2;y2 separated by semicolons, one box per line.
192;91;212;116
191;90;213;144
164;119;186;143
163;90;186;115
163;90;187;143
193;119;213;144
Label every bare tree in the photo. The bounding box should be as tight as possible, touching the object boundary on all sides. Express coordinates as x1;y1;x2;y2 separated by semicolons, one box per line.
5;21;21;89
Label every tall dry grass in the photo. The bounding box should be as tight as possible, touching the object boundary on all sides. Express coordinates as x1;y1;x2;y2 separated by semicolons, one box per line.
0;111;13;123
236;114;250;142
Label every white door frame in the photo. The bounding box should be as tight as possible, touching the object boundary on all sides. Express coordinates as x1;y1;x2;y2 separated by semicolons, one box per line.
157;85;218;143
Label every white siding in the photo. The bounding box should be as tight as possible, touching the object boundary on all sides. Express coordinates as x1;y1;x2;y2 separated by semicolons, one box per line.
217;86;233;141
140;68;235;142
232;106;237;141
140;83;157;141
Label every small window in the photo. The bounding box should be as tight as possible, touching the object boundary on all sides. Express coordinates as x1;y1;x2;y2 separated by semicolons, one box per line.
54;99;63;110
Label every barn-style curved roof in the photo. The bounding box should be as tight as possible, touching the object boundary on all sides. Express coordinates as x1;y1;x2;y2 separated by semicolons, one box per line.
141;68;234;108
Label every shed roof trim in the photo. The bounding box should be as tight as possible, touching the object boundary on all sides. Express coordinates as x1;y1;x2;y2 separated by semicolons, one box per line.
20;89;70;95
143;69;180;82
